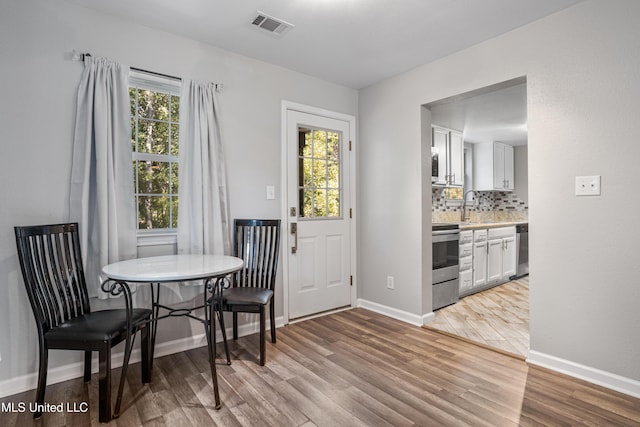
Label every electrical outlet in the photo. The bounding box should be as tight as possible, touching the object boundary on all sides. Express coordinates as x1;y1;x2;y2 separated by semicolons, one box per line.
575;175;601;196
387;276;394;289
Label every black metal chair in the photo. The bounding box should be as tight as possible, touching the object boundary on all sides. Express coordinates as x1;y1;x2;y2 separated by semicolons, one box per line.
14;223;152;423
215;219;280;366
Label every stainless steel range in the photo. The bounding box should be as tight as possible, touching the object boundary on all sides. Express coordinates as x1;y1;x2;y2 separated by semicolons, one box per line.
432;223;459;311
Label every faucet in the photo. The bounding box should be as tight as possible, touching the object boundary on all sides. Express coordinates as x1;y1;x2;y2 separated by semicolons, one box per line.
461;190;477;222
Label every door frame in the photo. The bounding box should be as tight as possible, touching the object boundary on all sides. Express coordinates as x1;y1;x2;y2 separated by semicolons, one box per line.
280;100;357;325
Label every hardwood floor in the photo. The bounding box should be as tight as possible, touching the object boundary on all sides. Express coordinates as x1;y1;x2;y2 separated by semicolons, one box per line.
430;277;530;357
2;307;639;426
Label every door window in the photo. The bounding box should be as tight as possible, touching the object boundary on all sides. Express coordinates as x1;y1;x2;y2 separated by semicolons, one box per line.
298;127;342;219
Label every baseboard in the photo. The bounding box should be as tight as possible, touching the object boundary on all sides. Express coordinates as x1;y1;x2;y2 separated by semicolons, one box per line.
527;350;640;398
0;316;285;399
356;298;424;326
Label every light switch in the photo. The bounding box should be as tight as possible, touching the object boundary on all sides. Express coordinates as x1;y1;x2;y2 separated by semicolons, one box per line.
575;175;601;196
266;185;276;200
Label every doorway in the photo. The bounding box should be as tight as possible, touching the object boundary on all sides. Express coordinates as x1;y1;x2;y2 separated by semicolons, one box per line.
281;102;357;323
424;78;530;357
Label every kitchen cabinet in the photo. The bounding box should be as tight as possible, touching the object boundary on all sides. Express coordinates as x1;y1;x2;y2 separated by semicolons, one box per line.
432;126;463;187
458;230;473;294
473;141;514;191
473;229;488;289
487;226;517;284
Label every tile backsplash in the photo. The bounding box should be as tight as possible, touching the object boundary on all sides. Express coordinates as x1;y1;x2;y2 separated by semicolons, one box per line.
432;188;528;223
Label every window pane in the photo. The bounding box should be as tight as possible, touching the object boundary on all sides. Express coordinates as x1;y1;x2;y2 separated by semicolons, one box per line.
137;196;172;229
139;90;169;121
170;162;178;194
129;88;137;118
313;130;327;158
299;129;312;157
313;189;326;217
313;159;327;188
170;95;179;122
327;132;340;161
137;120;169;154
327;161;339;188
170;124;179;155
302;158;313;187
328;189;340;217
171;196;178;228
137;161;171;194
299;188;312;218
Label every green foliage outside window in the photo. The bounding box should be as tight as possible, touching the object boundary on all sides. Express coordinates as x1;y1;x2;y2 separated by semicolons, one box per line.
130;87;179;230
298;128;341;218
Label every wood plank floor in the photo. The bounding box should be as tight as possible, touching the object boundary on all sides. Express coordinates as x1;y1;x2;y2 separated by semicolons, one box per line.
430;277;530;357
2;307;639;426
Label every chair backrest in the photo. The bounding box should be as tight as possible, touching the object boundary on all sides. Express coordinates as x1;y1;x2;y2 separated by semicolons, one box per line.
233;219;281;290
14;223;90;333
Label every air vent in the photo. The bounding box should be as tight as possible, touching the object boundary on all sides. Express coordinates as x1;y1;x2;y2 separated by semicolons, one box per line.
251;11;294;37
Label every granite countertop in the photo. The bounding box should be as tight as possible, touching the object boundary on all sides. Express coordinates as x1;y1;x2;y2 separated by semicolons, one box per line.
457;220;527;230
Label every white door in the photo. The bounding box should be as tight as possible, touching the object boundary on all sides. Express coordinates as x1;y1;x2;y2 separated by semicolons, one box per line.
286;109;353;319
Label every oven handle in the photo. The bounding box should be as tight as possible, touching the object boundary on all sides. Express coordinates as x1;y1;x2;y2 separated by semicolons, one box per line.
432;230;460;243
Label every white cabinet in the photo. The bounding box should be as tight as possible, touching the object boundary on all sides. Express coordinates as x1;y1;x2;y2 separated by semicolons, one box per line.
487;226;517;285
432;126;463;187
473;230;488;288
473;141;514;191
458;230;473;294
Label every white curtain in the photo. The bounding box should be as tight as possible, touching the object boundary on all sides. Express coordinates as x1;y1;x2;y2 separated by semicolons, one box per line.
177;79;230;256
69;56;137;299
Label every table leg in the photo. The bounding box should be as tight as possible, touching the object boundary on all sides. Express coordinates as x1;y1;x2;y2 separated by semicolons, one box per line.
205;286;221;409
150;282;161;371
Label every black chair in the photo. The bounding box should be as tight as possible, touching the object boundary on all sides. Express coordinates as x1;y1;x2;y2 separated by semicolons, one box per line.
216;219;280;366
14;223;151;423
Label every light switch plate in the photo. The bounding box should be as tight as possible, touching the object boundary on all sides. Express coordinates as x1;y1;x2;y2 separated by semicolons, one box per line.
266;185;275;200
575;175;601;196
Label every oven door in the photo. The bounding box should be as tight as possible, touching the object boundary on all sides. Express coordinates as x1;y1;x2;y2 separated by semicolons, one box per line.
432;230;459;284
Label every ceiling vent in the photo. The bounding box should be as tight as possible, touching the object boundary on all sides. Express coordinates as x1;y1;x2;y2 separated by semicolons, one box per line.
251;11;294;37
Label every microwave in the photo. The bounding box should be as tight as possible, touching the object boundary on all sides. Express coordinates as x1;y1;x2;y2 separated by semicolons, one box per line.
431;147;439;182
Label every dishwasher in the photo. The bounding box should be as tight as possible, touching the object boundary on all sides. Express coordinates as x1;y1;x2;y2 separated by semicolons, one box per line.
511;223;528;279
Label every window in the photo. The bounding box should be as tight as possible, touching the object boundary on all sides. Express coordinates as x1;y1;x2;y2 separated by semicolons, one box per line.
129;72;180;233
298;127;342;218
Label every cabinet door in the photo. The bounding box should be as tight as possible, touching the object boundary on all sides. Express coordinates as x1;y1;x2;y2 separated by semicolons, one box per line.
473;241;487;287
493;143;506;190
487;239;503;283
504;144;514;190
449;131;464;187
432;127;449;186
502;235;517;278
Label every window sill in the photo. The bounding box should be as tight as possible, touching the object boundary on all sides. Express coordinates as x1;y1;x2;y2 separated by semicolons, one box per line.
137;232;177;247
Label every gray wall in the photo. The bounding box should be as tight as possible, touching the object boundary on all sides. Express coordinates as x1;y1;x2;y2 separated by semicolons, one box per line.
0;0;357;388
359;0;640;384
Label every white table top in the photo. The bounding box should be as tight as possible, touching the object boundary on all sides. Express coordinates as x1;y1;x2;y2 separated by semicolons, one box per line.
102;254;244;283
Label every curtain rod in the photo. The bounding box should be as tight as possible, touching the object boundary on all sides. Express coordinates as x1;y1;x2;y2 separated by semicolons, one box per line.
75;51;224;92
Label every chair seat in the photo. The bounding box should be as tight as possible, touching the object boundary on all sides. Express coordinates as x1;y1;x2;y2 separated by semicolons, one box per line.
45;309;151;344
223;287;273;306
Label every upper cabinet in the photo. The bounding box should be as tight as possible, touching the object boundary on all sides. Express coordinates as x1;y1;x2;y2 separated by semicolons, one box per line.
473;141;514;191
432;126;463;187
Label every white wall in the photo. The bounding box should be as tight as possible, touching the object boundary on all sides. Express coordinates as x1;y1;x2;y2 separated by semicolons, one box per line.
0;0;357;389
359;0;640;389
514;145;528;204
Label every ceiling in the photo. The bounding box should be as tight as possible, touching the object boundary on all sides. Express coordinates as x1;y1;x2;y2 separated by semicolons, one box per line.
428;79;528;146
64;0;583;90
